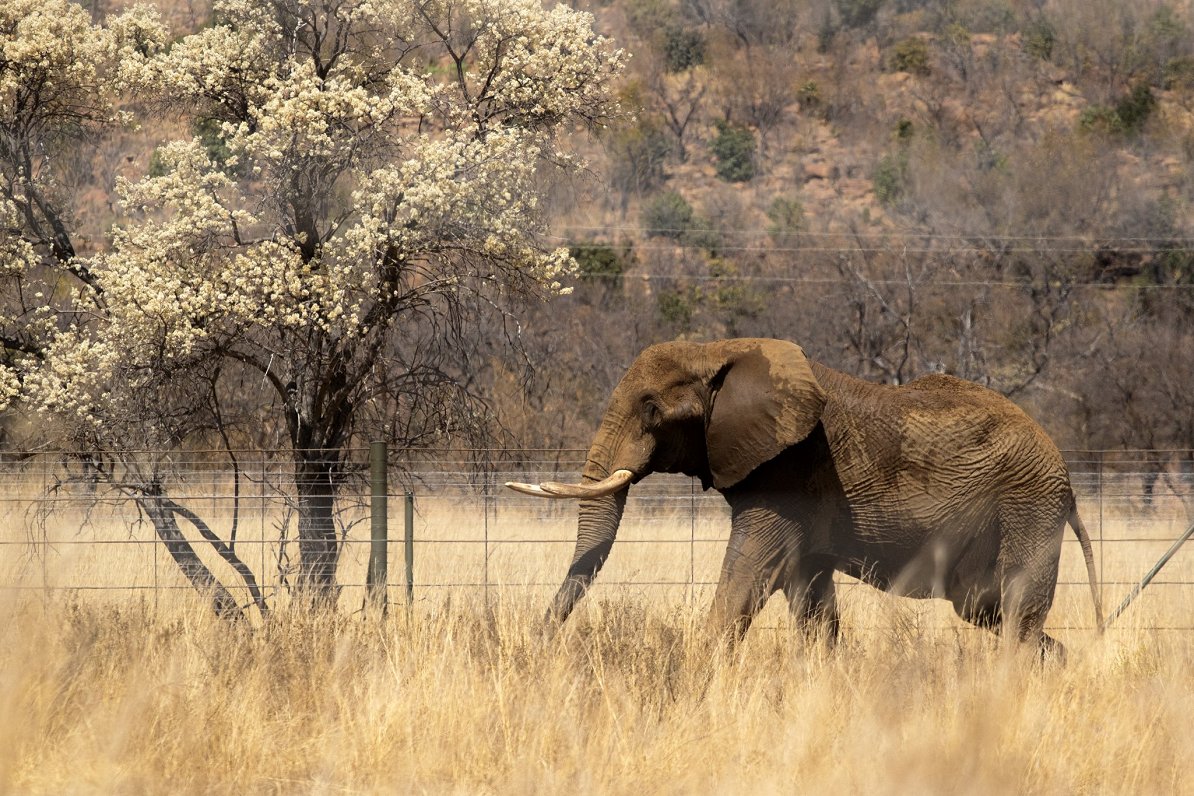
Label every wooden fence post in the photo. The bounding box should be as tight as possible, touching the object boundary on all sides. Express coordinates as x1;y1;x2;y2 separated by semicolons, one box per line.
368;441;388;609
404;489;414;606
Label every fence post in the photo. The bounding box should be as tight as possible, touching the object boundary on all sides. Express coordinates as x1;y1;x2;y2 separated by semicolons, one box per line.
690;476;696;608
368;441;388;608
260;454;266;604
1098;450;1105;613
404;489;414;606
41;456;49;610
483;473;490;605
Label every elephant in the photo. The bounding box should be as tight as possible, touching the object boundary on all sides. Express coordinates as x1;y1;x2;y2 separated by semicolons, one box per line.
508;338;1103;657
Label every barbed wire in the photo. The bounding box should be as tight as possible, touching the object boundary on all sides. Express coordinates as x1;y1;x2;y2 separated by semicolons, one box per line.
556;225;1194;243
549;225;1194;287
564;272;1194;288
564;245;1194;255
0;448;1190;471
3;454;1191;630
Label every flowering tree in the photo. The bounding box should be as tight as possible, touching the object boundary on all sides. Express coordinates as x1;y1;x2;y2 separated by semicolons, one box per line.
3;0;622;603
0;0;136;405
0;0;266;614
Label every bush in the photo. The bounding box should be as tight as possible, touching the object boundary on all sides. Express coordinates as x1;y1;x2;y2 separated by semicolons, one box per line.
570;243;631;307
1022;17;1056;61
1163;55;1194;90
797;81;822;114
1116;83;1157;134
642;191;695;239
624;0;673;32
683;223;724;256
872;152;908;206
147;147;169;178
194;117;236;171
1078;105;1125;137
150;118;239;177
663;25;705;72
605;100;672;202
1079;83;1156;138
974;139;1006;173
818;7;837;52
657;289;693;328
707;259;763;326
710;120;756;183
570;244;628;282
886;37;931;76
834;0;883;30
625;0;704;73
944;0;1016;35
766;196;805;243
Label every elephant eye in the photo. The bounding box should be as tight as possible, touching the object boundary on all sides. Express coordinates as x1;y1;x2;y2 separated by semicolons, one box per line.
641;398;663;429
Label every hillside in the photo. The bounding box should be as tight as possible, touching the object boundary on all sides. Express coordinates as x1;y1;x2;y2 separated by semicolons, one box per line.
508;0;1194;458
565;0;1194;244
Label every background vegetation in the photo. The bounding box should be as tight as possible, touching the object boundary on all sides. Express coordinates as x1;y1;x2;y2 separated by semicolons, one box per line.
7;0;1194;462
528;0;1194;470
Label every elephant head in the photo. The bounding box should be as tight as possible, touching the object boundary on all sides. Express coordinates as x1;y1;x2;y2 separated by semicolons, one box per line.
507;338;826;624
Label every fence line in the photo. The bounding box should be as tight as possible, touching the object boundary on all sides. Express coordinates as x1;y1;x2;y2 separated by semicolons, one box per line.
1;449;1192;630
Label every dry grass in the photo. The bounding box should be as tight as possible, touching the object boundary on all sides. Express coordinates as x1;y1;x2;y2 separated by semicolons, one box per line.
2;478;1193;793
1;584;1191;794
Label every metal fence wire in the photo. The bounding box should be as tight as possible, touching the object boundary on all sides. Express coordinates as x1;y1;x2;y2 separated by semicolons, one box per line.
1;448;1192;630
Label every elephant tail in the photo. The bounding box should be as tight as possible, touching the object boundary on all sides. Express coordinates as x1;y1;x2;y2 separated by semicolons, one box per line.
1068;500;1105;633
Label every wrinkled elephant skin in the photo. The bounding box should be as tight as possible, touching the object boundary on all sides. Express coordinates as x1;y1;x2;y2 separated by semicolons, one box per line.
510;338;1102;657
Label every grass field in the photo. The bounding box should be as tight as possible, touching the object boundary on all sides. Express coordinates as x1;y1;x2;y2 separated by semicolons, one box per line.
1;587;1191;793
2;473;1192;793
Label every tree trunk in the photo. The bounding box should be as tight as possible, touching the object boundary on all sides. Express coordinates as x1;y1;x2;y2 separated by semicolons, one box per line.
143;496;243;620
294;451;341;601
157;495;270;619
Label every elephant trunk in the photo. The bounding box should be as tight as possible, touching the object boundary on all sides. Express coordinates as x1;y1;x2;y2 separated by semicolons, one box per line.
544;412;646;624
546;488;628;623
506;399;648;627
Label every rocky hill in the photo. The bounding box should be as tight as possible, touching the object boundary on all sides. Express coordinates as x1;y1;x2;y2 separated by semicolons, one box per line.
513;0;1194;456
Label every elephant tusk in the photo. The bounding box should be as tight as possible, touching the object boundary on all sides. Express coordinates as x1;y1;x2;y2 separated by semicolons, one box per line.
504;480;558;497
541;469;635;498
505;469;634;499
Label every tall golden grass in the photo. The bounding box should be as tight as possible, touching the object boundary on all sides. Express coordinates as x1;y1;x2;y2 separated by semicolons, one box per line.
2;480;1192;792
0;580;1191;793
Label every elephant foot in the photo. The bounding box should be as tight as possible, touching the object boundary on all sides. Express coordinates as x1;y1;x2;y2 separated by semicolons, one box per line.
1037;633;1067;666
797;621;840;650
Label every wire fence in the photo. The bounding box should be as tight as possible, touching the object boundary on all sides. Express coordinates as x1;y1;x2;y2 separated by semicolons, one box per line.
1;448;1192;630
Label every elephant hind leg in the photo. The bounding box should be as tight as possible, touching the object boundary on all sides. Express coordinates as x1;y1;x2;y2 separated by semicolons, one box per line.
951;585;1002;632
785;562;840;646
998;503;1068;661
951;581;1066;662
1037;633;1067;663
1010;602;1068;664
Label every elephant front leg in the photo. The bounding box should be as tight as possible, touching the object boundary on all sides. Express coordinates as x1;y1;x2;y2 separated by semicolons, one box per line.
706;507;794;641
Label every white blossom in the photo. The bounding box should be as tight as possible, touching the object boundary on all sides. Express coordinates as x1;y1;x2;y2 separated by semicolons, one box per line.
9;0;622;429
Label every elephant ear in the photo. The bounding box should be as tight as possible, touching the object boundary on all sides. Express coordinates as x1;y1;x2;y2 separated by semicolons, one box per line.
706;340;826;490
